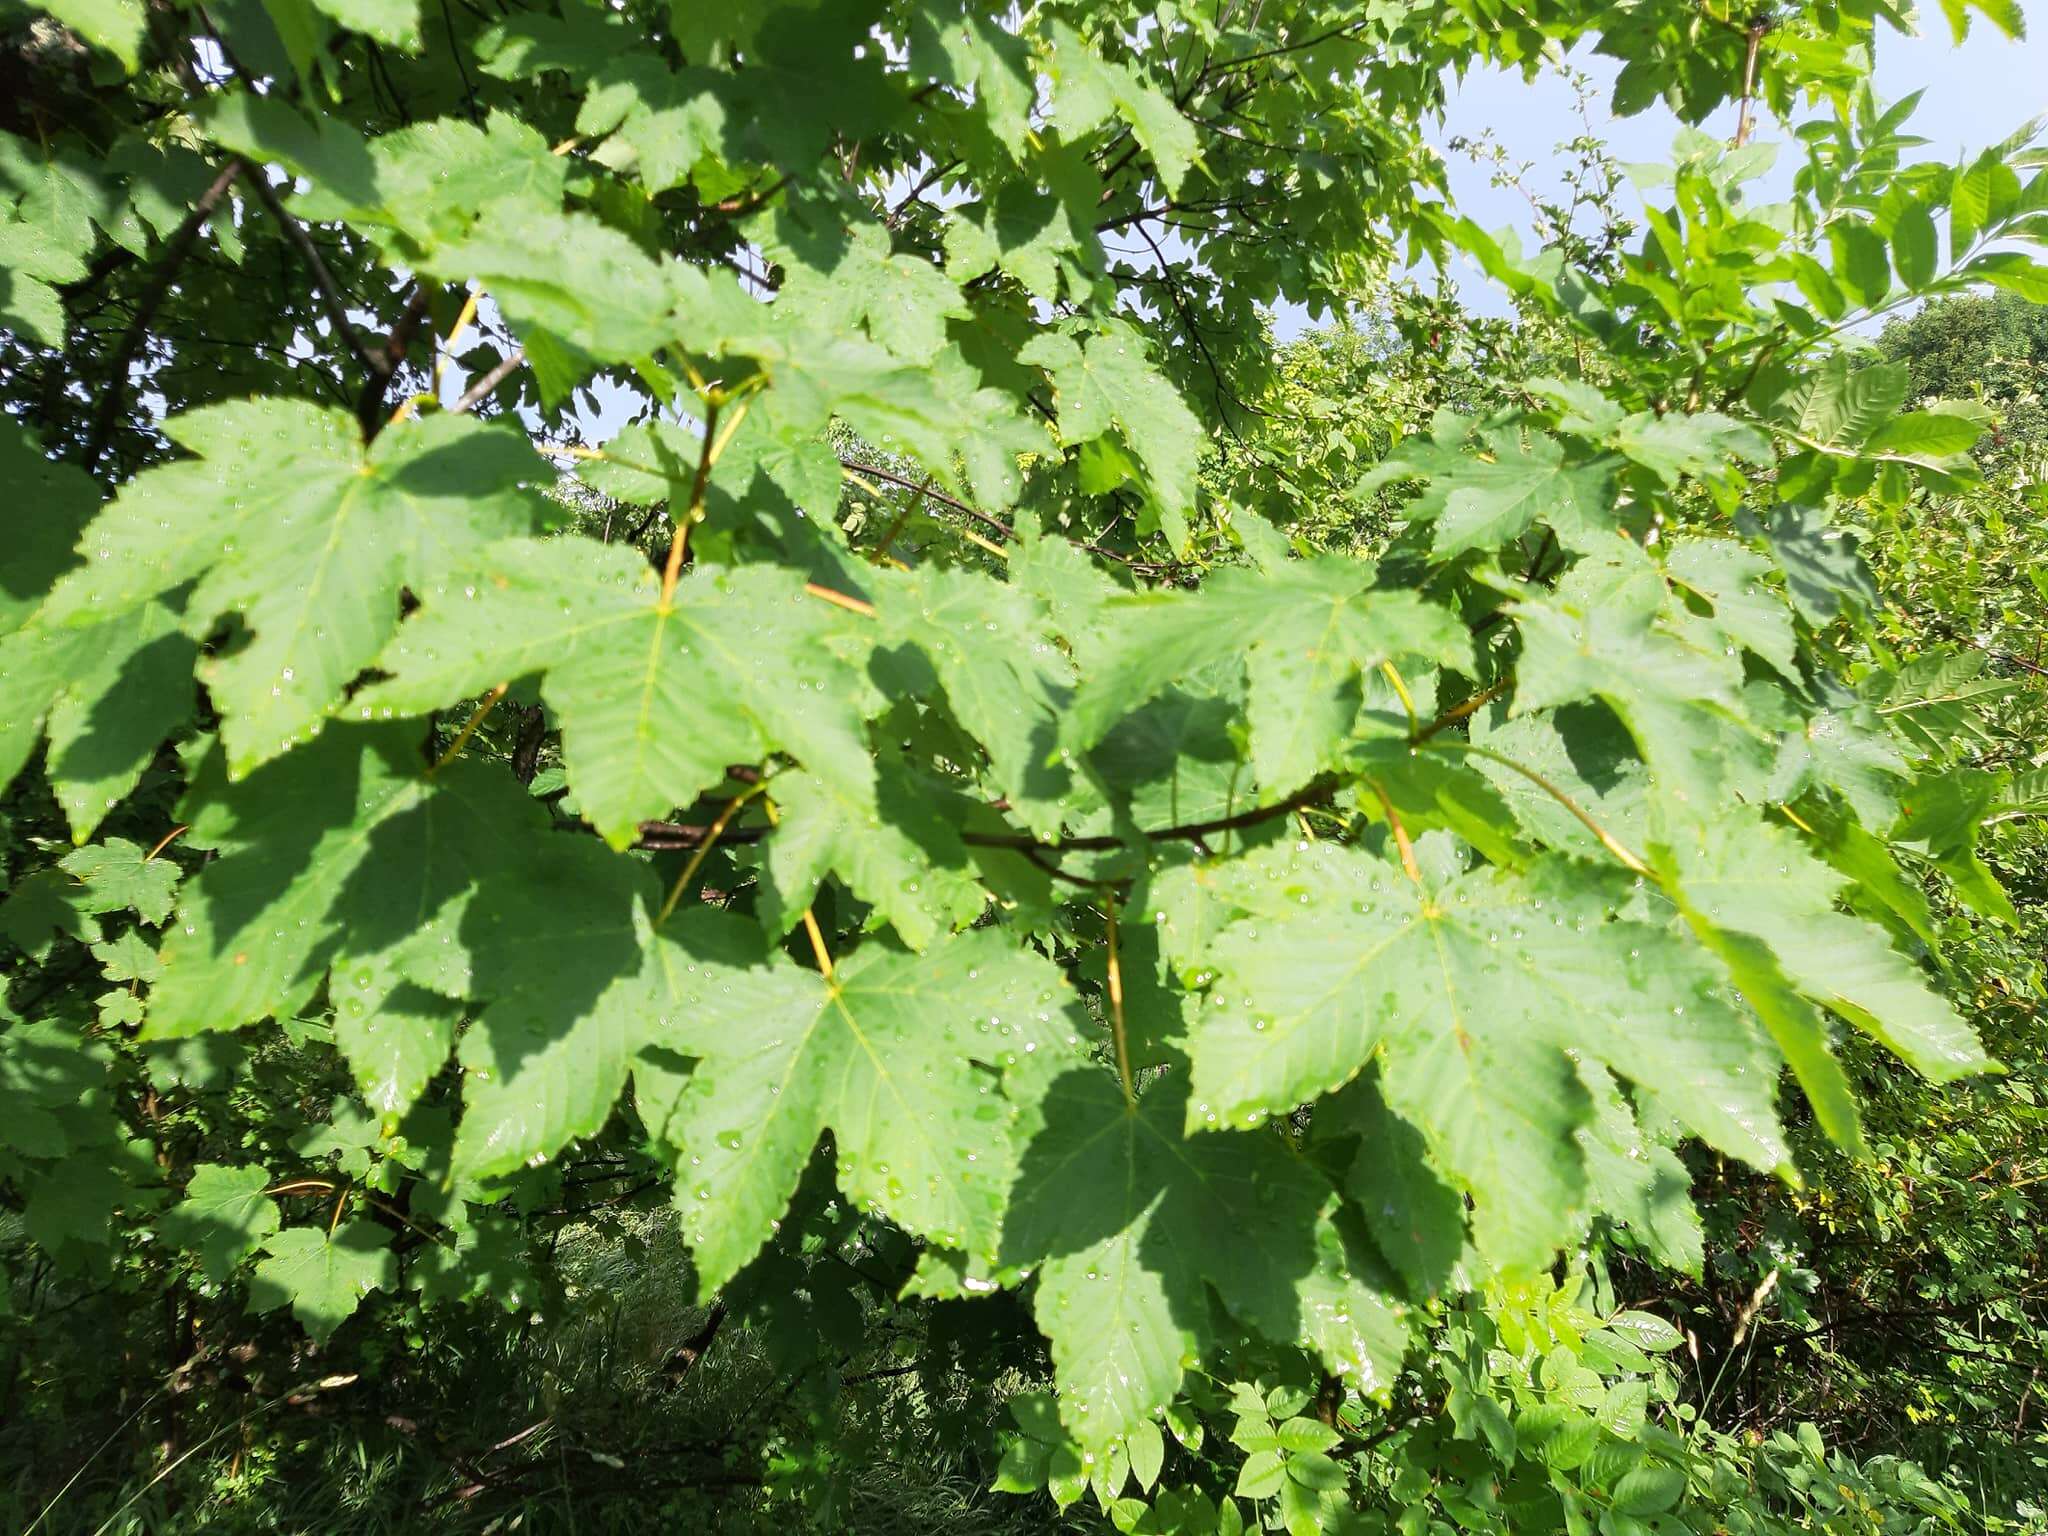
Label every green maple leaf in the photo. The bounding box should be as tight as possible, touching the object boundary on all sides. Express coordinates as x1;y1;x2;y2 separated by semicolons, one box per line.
1469;704;1650;862
24;1155;133;1252
59;837;180;925
999;1065;1410;1447
1067;560;1470;797
1363;415;1621;558
635;919;1080;1294
1611;411;1770;487
41;0;146;71
250;1223;397;1342
576;59;727;194
1575;1063;1703;1276
0;417;93;638
769;220;970;367
1180;840;1787;1268
908;2;1034;157
358;537;877;848
1019;323;1206;549
1655;812;1990;1081
1322;1074;1467;1300
1513;544;1760;815
1666;537;1798;680
1044;22;1197;195
148;724;551;1039
304;0;418;49
757;762;986;951
158;1163;279;1282
34;403;546;775
451;836;659;1179
336;985;459;1118
0;596;196;834
869;563;1090;835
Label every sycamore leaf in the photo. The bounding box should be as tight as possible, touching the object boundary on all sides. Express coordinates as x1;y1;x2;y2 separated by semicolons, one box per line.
636;920;1081;1294
1179;841;1786;1268
870;562;1088;835
908;2;1035;157
250;1223;397;1342
59;837;180;925
34;403;547;775
148;725;553;1037
158;1163;279;1282
42;0;147;70
1656;813;1990;1082
757;761;985;951
1665;537;1797;679
450;835;655;1178
1761;507;1878;626
1324;1075;1467;1300
1611;411;1770;486
335;985;459;1118
1020;323;1206;549
1045;22;1197;194
1067;561;1470;797
1575;1063;1703;1276
1513;544;1758;814
999;1065;1409;1447
358;537;876;848
1362;414;1621;557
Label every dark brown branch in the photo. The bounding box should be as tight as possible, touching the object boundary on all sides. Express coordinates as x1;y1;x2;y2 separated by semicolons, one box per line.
81;158;244;474
357;283;434;438
961;777;1337;855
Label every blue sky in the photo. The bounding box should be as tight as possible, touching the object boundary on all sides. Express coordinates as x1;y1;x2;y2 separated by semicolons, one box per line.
1406;16;2048;329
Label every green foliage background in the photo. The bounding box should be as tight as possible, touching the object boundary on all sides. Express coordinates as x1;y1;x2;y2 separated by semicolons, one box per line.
0;0;2045;1531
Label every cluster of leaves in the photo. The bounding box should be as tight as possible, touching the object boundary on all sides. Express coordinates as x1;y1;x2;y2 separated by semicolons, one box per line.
2;0;2046;1530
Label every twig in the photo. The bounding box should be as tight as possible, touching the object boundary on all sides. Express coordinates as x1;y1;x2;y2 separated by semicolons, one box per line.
356;284;434;438
82;159;244;474
450;347;525;414
245;173;376;376
1733;17;1767;149
1409;676;1513;745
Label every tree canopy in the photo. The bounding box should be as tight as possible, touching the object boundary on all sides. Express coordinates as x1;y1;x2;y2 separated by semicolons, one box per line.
2;0;2046;1530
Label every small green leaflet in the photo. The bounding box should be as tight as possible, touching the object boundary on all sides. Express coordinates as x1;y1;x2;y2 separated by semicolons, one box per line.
1066;560;1470;796
58;837;180;924
636;920;1080;1294
158;1163;279;1282
35;402;547;775
358;537;875;848
249;1223;397;1342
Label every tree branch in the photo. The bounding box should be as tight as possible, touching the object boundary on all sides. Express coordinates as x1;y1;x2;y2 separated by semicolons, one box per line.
82;158;244;474
244;172;377;376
